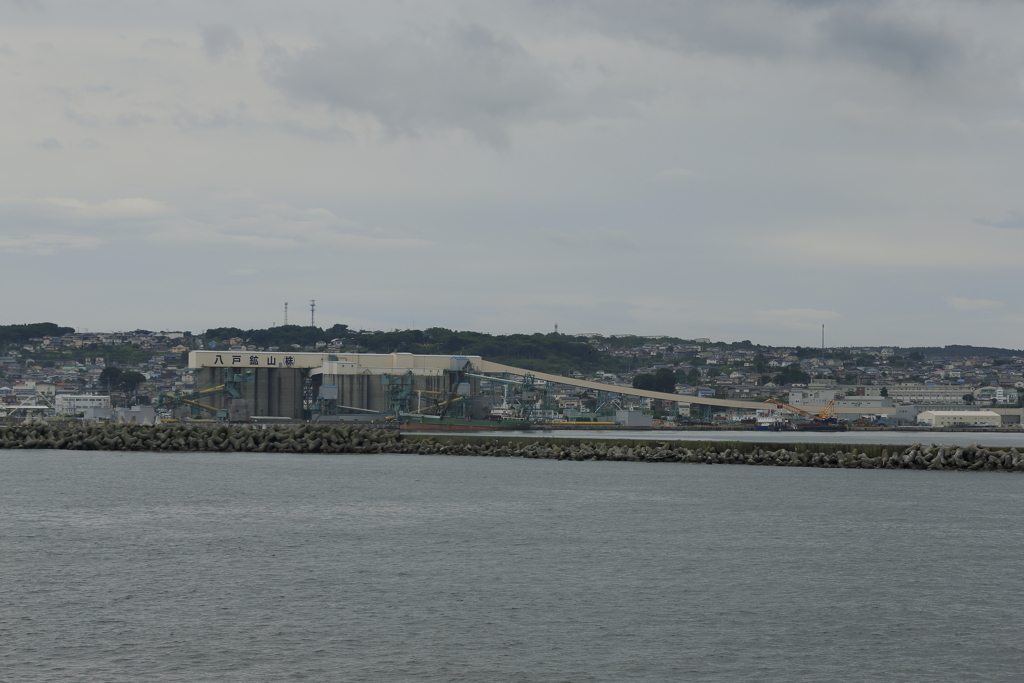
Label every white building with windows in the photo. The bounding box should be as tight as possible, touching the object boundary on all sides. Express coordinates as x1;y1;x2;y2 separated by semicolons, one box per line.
55;395;110;414
974;387;1019;405
888;384;970;405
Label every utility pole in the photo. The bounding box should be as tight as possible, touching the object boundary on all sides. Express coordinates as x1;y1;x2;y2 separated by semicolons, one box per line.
284;302;288;326
310;300;316;328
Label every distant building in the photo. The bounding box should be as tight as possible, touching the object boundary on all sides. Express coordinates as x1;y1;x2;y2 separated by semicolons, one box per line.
917;411;1000;428
615;410;653;427
113;405;157;423
55;395;111;414
888;384;969;405
974;387;1018;405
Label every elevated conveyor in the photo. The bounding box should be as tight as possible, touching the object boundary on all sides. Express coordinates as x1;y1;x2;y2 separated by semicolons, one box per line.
479;361;897;415
188;351;896;416
477;360;769;410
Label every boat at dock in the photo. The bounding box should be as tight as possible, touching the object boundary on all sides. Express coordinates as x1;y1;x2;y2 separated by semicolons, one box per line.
794;421;847;432
399;414;532;431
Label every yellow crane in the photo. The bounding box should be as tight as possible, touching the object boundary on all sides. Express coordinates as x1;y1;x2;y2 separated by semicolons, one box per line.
407;395;464;415
764;398;837;422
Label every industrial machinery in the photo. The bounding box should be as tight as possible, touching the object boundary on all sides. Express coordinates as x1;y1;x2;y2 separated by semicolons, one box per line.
763;398;836;421
158;369;255;420
464;371;549;421
763;399;845;431
437;359;470;419
382;371;416;416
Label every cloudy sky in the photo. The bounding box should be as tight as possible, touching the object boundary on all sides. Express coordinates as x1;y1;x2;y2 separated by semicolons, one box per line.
3;0;1024;346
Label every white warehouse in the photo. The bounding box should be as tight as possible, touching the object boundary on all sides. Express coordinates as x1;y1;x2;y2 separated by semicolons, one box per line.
917;411;1001;428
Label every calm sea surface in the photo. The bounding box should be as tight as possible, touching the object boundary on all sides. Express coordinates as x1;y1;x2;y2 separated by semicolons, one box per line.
2;450;1022;682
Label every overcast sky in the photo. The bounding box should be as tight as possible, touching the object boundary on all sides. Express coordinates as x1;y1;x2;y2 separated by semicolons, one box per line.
3;0;1024;347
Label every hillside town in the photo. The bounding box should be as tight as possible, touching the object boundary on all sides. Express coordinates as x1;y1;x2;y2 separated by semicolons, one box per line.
2;326;1023;426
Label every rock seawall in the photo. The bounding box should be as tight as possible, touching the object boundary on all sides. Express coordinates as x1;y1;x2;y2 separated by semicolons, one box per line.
2;422;1023;472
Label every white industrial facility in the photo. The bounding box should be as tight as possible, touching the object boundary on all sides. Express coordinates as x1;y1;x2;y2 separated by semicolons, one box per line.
917;411;1001;428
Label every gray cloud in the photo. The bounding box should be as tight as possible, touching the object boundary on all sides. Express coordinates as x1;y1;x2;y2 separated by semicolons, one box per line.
264;23;561;145
4;1;1024;342
819;7;962;77
275;119;353;142
35;137;62;149
143;38;183;49
533;1;969;78
0;197;172;255
548;226;642;251
173;106;245;130
538;0;801;58
199;23;242;60
977;211;1024;230
117;112;155;128
64;106;99;126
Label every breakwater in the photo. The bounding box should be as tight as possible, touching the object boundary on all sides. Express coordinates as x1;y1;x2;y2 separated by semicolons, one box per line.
2;421;1024;472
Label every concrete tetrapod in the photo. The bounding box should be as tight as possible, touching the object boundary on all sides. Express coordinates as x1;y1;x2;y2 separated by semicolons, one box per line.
2;422;1023;472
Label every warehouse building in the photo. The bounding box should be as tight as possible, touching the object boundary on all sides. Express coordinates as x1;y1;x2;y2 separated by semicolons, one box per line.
189;351;482;420
916;411;1000;428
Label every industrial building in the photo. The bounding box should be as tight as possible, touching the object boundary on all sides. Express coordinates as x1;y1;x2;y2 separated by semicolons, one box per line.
184;351;776;423
187;351;483;421
917;411;1001;428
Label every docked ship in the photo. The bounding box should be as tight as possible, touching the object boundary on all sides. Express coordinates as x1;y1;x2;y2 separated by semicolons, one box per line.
793;419;847;432
399;414;532;431
755;408;791;431
761;399;846;432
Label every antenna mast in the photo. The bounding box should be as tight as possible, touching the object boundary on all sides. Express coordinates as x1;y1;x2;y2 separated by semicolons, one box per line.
310;300;316;328
284;302;288;326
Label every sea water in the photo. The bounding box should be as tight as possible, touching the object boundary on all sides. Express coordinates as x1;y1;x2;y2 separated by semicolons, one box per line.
2;450;1022;682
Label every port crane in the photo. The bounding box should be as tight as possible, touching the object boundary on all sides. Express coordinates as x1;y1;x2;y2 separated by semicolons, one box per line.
763;398;838;423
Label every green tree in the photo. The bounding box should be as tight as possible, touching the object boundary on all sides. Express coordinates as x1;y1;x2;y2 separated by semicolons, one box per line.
0;322;75;347
962;393;975;405
99;367;123;389
119;371;146;395
632;368;677;393
674;368;700;385
98;367;146;395
794;346;816;359
754;353;767;373
775;365;810;385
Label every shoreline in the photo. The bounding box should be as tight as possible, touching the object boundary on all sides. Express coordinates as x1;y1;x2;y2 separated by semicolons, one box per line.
2;422;1023;472
530;423;1023;433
